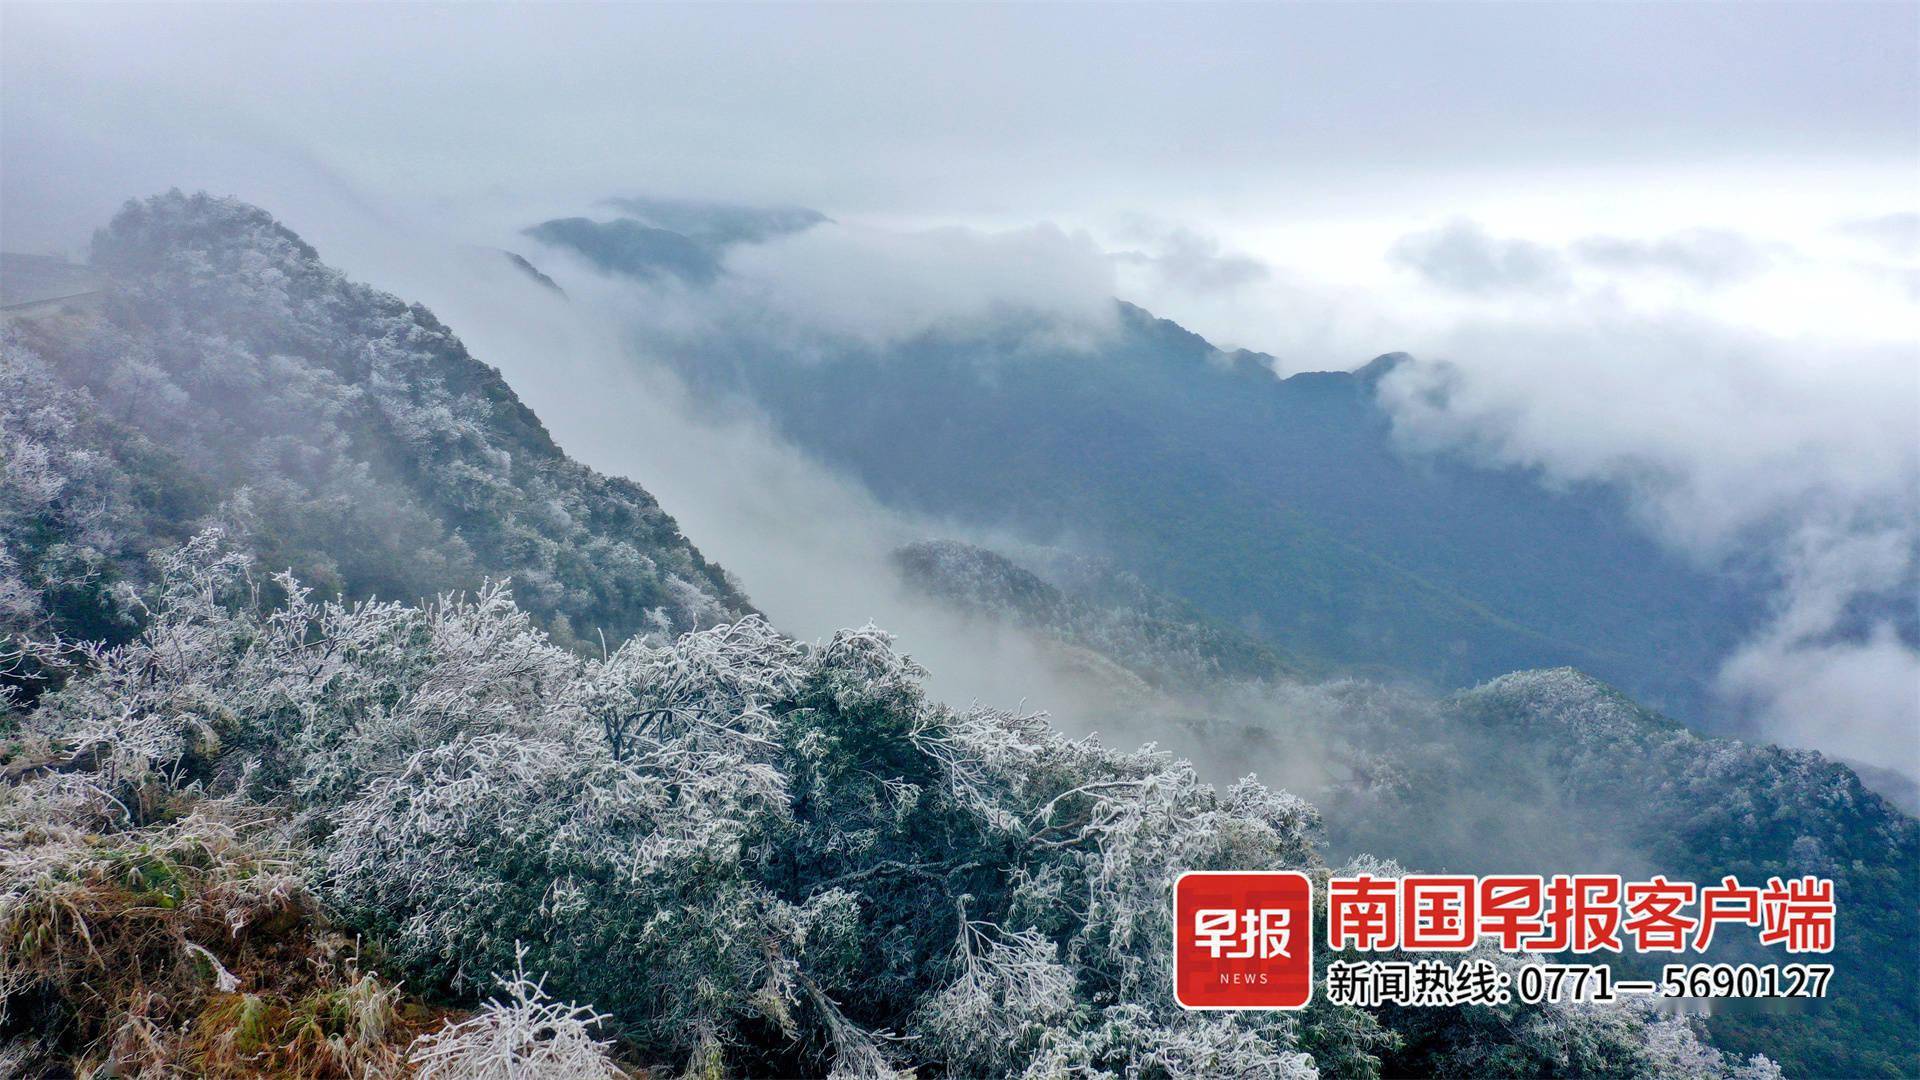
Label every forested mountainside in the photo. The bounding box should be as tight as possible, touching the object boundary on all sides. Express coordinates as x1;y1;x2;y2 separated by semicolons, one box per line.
528;209;1767;728
895;539;1919;1078
0;191;748;706
0;195;1797;1078
891;539;1304;688
523;197;827;286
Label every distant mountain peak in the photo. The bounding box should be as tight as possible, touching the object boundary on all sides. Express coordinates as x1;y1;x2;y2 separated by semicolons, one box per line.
1356;351;1411;382
503;250;564;294
524;196;831;286
599;194;829;245
524;216;723;284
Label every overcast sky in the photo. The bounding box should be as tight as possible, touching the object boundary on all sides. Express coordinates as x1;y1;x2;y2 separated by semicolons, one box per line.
6;3;1915;351
4;2;1916;778
5;4;1915;238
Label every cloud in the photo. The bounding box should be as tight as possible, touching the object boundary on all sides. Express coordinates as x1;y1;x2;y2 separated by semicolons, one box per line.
1376;311;1920;782
9;4;1915;258
1380;316;1916;550
1391;220;1571;295
525;216;1123;352
1395;221;1776;296
1571;228;1771;287
721;222;1120;348
1837;211;1920;258
1718;525;1920;780
1110;223;1270;296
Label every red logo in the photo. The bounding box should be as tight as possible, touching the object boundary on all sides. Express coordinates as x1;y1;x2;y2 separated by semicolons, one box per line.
1174;871;1313;1009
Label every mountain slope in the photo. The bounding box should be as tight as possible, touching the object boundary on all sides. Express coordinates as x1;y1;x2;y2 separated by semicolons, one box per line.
892;538;1304;688
530;208;1765;727
1;192;747;703
728;305;1757;722
894;536;1919;1078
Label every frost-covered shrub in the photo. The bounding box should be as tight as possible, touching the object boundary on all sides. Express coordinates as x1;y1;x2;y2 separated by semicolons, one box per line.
561;613;802;761
910;912;1076;1075
1019;1004;1318;1080
317;618;875;1068
321;727;810;1057
1642;1019;1785;1080
408;945;626;1080
24;530;566;816
27;530;258;796
266;578;579;814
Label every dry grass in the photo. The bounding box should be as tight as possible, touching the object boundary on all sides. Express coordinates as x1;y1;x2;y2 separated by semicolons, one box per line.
0;785;442;1077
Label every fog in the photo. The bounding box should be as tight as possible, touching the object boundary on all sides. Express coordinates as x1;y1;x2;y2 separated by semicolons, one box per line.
3;1;1915;786
339;217;1151;742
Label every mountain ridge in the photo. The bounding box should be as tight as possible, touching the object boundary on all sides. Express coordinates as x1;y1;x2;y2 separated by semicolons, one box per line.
522;205;1768;729
1;191;750;700
890;534;1917;1078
